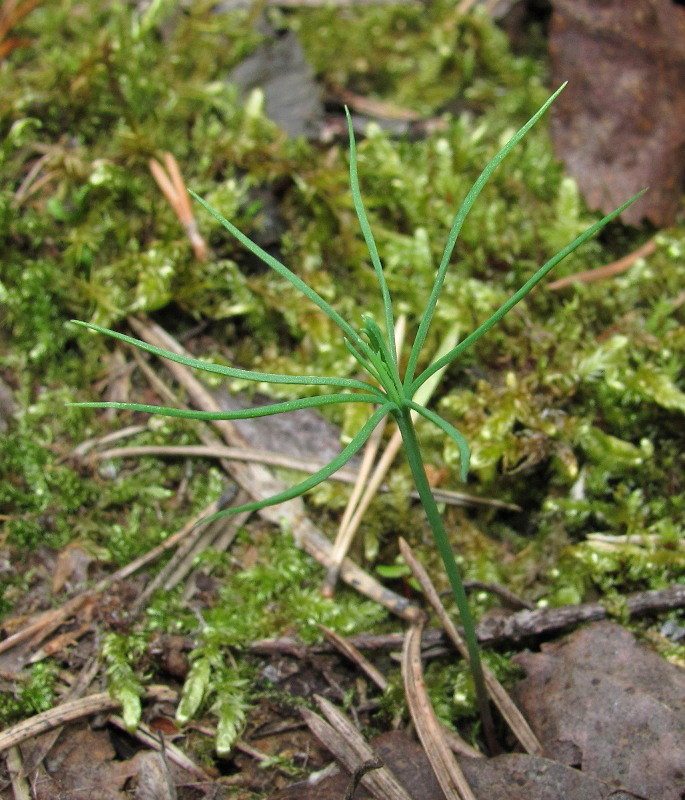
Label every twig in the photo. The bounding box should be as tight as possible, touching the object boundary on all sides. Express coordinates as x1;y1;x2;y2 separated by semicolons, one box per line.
19;655;101;778
69;423;147;459
0;686;176;754
402;621;477;800
0;498;221;660
0;0;42;60
0;595;90;657
317;623;482;760
400;538;543;755
547;237;656;290
343;757;384;800
251;584;685;655
131;487;245;613
476;584;685;645
337;90;421;121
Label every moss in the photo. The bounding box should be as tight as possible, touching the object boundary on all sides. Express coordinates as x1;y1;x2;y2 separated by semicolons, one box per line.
0;661;57;727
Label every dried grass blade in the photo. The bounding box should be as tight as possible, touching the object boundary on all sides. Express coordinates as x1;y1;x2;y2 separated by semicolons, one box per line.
0;686;176;754
318;625;388;691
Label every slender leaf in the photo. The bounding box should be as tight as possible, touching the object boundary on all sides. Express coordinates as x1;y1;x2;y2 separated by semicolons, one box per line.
406;400;471;481
191;191;373;356
346;107;396;367
68;392;383;420
404;83;567;388
343;337;384;385
410;189;647;395
71;320;380;393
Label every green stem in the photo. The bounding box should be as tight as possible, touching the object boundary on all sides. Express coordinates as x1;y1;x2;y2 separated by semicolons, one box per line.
394;407;496;750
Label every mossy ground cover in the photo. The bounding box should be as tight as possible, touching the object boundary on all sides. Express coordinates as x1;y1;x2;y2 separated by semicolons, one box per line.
1;0;684;777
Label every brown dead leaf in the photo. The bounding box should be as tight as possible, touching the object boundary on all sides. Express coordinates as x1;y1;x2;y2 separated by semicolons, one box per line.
26;725;127;800
268;730;610;800
131;751;177;800
549;0;685;226
513;621;685;799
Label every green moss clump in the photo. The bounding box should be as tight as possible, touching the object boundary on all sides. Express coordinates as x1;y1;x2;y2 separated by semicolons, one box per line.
0;662;57;727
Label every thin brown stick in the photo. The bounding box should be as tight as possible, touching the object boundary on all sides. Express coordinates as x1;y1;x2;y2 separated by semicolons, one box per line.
476;584;685;645
0;595;90;657
337;89;421;121
400;538;543;755
252;584;684;651
547;237;656;290
91;443;517;509
0;499;220;659
19;656;101;778
0;686;176;754
402;621;477;800
0;0;42;45
94;443;359;482
69;424;147;459
343;757;384;800
131;503;246;613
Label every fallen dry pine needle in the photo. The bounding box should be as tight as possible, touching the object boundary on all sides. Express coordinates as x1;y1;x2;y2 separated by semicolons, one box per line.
402;620;478;800
90;442;519;511
547;236;656;290
301;695;414;800
108;714;211;781
149;152;208;261
0;686;177;754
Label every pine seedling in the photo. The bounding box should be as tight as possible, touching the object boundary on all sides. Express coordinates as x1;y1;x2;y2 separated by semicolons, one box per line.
70;84;643;743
